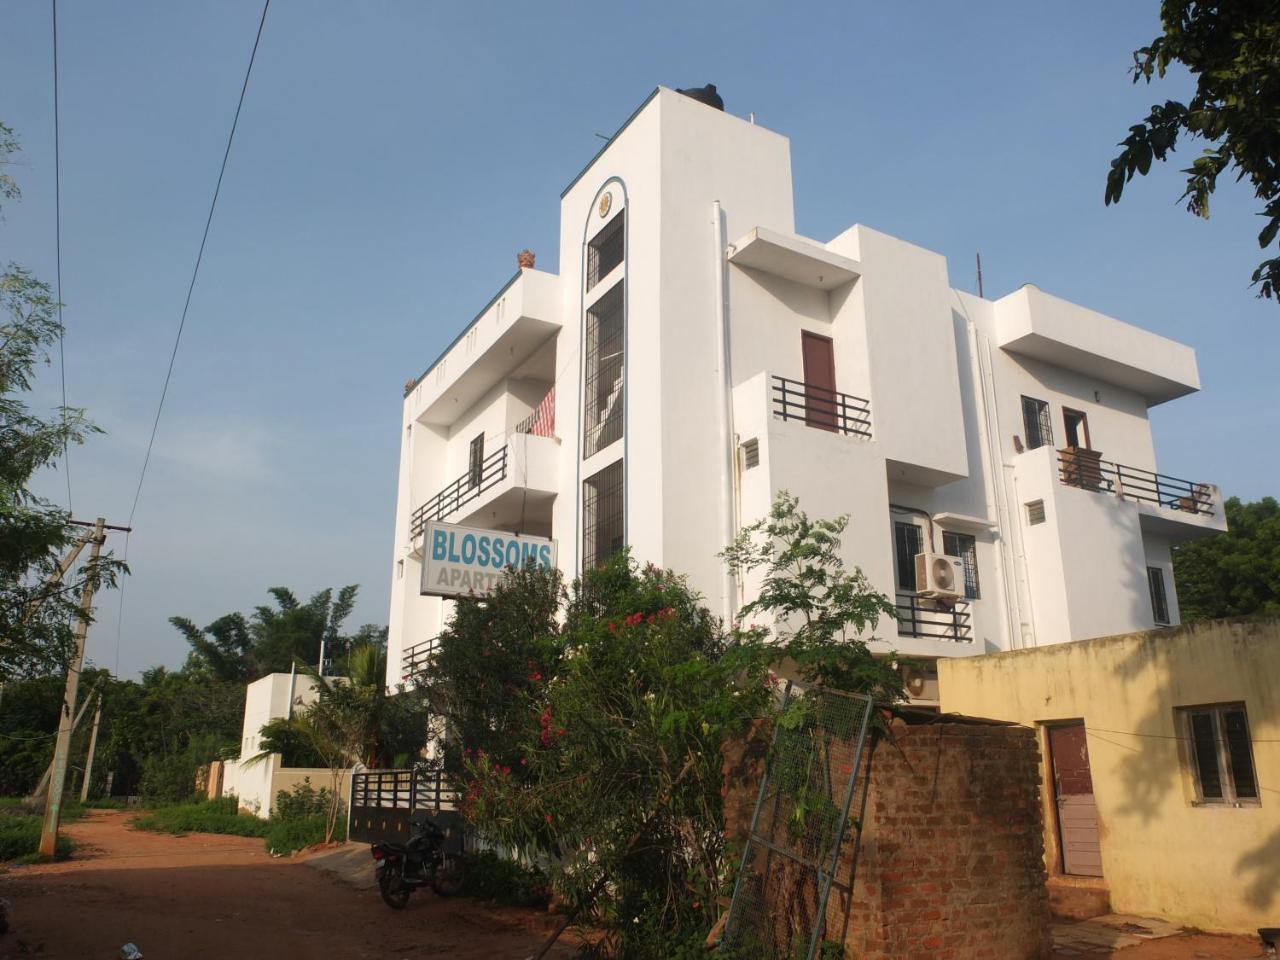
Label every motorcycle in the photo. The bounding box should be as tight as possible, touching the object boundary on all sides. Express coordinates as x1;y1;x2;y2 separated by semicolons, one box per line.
370;815;466;908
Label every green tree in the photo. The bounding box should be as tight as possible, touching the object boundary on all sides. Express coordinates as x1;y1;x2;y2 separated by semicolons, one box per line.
722;491;906;702
417;562;563;780
462;555;775;958
0;123;126;680
1173;496;1280;620
1104;2;1280;300
173;584;362;680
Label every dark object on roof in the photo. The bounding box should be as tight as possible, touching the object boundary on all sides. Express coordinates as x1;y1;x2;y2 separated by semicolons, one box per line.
676;84;723;111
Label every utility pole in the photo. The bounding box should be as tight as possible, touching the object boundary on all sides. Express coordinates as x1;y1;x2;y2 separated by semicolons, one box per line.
79;692;102;803
40;517;105;858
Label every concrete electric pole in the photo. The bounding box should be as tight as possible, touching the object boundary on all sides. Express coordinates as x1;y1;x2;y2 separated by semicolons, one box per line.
39;517;106;858
79;693;103;803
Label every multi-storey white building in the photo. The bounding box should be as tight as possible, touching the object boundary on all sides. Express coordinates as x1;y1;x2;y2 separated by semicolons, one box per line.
385;86;1225;698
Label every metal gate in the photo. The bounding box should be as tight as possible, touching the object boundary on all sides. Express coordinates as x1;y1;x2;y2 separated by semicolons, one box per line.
722;686;876;960
347;763;463;855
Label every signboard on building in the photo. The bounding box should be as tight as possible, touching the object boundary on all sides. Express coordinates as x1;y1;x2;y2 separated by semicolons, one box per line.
420;520;557;598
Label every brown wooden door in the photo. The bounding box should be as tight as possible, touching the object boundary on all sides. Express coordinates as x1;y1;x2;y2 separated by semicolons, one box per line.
801;331;837;431
1048;722;1103;877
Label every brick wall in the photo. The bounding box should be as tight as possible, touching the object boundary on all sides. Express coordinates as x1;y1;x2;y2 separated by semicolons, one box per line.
724;716;1052;960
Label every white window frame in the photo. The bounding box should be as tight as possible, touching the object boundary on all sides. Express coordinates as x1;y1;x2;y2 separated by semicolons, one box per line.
1178;703;1261;807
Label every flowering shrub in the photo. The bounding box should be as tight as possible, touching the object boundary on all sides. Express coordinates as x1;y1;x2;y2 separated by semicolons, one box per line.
461;553;774;958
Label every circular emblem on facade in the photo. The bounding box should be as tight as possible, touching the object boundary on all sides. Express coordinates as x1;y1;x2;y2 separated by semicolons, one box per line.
598;192;612;218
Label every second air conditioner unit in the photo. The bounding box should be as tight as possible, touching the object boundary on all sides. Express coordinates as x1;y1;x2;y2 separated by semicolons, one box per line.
914;553;963;599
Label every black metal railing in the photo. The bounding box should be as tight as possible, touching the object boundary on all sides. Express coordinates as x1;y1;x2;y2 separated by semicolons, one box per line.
401;636;439;682
410;445;508;538
896;595;973;642
771;375;871;438
1057;450;1214;516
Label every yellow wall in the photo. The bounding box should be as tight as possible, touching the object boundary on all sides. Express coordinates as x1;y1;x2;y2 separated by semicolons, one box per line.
938;617;1280;933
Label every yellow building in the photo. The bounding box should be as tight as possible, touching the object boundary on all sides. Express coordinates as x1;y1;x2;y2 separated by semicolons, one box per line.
938;616;1279;934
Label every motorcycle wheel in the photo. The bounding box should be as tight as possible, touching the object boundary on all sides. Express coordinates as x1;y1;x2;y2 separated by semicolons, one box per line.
378;865;412;909
430;856;466;898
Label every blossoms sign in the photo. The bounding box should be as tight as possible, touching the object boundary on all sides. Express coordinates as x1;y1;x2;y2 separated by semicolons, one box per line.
421;520;557;598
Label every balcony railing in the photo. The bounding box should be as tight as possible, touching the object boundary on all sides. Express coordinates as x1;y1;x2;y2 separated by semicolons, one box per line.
410;445;508;538
1057;450;1214;516
401;636;439;682
771;375;871;438
896;595;973;642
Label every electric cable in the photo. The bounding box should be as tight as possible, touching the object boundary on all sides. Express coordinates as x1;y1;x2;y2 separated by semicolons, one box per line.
125;0;270;531
52;0;71;512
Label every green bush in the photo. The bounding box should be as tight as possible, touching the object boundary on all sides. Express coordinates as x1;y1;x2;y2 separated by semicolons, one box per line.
460;851;548;907
272;779;330;821
131;797;269;838
264;813;340;855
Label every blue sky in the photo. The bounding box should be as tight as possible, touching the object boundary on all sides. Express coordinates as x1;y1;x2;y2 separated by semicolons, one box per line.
3;1;1276;678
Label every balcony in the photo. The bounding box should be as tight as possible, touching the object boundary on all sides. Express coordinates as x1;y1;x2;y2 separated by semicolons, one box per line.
406;268;561;428
1057;450;1216;512
896;594;974;643
771;375;871;438
409;432;558;544
400;636;438;683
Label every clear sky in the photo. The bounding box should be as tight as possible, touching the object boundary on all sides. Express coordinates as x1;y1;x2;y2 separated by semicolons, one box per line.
3;1;1276;678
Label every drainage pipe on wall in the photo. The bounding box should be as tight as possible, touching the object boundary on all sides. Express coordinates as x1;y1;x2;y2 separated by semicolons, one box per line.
713;200;738;624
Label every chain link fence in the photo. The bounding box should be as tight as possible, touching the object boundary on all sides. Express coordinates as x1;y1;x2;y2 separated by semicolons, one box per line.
722;685;876;960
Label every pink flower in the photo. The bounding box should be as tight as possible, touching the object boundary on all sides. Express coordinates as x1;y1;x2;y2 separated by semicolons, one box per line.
530;672;543;681
544;814;553;824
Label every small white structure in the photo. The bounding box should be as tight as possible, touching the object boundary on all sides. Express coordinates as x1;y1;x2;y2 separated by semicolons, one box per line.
386;87;1225;703
221;672;328;817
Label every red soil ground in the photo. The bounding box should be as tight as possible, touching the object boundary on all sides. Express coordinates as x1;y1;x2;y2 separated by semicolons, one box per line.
0;810;578;960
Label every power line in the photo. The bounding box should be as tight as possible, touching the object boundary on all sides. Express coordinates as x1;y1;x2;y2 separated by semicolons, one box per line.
52;0;71;512
125;0;270;531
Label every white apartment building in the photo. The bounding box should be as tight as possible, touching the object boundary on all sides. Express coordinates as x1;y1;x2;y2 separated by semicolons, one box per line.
385;86;1225;699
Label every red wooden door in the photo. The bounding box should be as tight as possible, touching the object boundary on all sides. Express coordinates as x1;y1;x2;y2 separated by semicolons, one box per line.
801;332;837;431
1048;722;1103;877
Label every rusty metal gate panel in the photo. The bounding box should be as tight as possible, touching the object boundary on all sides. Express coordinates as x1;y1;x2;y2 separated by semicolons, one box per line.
722;685;875;960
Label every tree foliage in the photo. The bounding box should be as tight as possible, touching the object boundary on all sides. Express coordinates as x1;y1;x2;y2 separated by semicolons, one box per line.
722;491;906;703
0;124;126;680
417;562;564;780
1173;495;1280;620
461;554;775;958
173;584;368;681
1104;1;1280;300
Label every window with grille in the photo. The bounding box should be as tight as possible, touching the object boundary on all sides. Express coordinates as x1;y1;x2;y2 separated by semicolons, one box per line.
583;459;624;570
1022;396;1053;450
893;521;923;591
1026;500;1046;525
1148;566;1170;625
468;434;484;490
942;532;980;600
587;210;625;291
1178;704;1259;805
584;282;625;457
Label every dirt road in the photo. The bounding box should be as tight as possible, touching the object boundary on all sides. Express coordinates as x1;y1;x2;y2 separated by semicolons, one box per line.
0;810;576;960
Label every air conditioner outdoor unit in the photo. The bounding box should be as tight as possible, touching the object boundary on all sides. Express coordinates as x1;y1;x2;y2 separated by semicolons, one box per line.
914;553;963;599
901;661;940;703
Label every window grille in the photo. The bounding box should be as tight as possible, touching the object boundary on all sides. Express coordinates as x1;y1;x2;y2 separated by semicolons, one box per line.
1179;704;1259;805
582;459;624;570
587;210;625;291
942;531;981;600
467;434;484;490
1026;500;1046;525
1022;396;1053;450
1147;566;1170;625
893;521;923;591
584;282;625;457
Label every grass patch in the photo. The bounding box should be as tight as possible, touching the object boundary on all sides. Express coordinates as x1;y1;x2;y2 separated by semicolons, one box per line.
82;797;127;809
0;810;74;861
130;797;269;838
